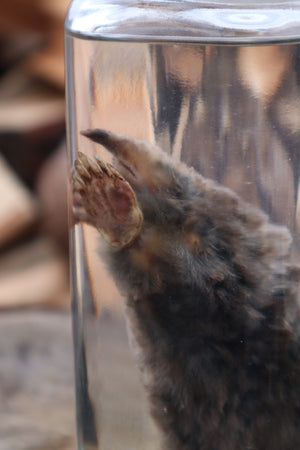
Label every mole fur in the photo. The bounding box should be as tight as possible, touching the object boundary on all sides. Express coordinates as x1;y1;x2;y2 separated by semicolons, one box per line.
72;129;300;450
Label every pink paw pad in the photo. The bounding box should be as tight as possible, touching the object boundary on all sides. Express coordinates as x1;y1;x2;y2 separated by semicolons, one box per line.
72;152;143;248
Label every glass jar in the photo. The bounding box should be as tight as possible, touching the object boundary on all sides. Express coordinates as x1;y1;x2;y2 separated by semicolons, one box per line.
65;1;300;449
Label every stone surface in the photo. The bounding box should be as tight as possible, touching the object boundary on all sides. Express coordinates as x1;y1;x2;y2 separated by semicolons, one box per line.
0;311;76;450
0;309;161;450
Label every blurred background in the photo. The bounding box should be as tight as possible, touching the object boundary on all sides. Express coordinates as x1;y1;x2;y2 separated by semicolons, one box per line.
2;2;300;450
0;1;75;449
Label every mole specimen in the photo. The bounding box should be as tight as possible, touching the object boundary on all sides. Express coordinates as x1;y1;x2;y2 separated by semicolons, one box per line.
72;129;300;450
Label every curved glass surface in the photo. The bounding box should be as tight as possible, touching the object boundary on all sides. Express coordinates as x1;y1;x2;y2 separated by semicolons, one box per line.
65;0;300;43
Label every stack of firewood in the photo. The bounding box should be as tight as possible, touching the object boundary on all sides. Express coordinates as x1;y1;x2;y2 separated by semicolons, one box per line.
0;0;71;309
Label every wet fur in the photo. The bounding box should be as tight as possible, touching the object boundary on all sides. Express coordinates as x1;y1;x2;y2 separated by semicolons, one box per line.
75;130;300;449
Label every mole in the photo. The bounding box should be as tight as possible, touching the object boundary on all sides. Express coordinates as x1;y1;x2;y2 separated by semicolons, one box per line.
72;129;300;450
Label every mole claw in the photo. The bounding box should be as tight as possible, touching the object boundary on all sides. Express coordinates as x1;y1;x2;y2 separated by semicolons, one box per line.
73;178;85;192
75;158;92;180
91;156;103;174
110;165;124;180
72;169;80;183
94;154;111;176
83;153;103;176
78;151;90;169
90;158;103;175
72;172;85;191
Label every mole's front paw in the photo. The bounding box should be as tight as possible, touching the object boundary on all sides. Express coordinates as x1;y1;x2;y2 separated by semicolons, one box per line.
72;152;143;248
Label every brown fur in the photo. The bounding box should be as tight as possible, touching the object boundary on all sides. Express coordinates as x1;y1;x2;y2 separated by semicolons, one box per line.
73;129;300;450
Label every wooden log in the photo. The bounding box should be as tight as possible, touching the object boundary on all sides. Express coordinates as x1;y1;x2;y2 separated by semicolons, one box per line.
35;141;68;250
0;311;75;450
0;68;65;132
0;237;69;309
0;67;65;186
0;155;38;248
